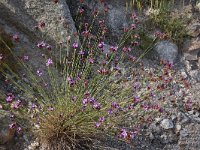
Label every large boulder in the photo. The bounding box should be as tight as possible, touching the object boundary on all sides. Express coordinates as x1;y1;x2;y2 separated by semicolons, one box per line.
0;0;77;44
66;0;130;43
153;40;178;63
0;0;78;92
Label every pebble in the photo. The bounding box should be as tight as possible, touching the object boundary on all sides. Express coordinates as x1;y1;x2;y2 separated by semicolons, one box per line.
180;128;188;137
160;119;174;129
175;124;182;133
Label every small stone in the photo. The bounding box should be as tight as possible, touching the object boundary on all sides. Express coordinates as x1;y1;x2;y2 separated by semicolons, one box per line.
181;71;188;79
175;124;181;133
180;128;188;137
149;133;154;140
171;115;177;120
160;119;174;129
195;3;200;12
0;146;6;150
155;117;162;123
185;60;192;71
188;110;194;115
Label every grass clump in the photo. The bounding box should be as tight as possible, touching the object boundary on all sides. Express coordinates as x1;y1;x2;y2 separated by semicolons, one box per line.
147;2;189;45
127;0;189;45
0;1;193;150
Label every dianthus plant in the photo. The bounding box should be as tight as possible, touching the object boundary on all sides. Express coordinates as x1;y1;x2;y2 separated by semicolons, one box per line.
0;1;192;149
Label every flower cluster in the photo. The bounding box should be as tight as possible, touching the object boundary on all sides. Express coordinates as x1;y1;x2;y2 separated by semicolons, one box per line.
37;41;52;50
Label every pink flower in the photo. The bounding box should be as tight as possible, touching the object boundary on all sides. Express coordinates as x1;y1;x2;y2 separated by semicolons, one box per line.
99;116;105;122
89;58;94;64
79;50;85;55
72;42;78;49
109;46;118;52
31;103;37;109
131;24;136;30
6;93;15;103
82;31;89;37
46;44;52;50
17;127;22;134
87;97;94;104
95;122;101;128
133;96;139;103
36;69;43;76
98;42;105;49
93;102;101;110
23;55;29;61
9;122;17;129
12;34;20;42
98;20;104;27
11;100;21;109
48;107;54;111
37;41;46;48
111;102;120;109
67;77;75;86
79;8;85;14
0;104;2;109
97;68;109;75
46;58;53;66
119;129;128;139
82;99;88;106
38;21;45;28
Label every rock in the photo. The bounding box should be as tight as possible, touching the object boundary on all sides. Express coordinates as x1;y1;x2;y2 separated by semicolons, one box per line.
160;119;174;129
107;6;128;36
178;124;200;149
0;0;78;88
195;2;200;12
160;131;178;144
0;110;15;145
198;57;200;69
189;70;200;82
66;0;129;42
183;38;200;52
154;41;178;63
0;146;6;150
28;141;39;150
0;0;77;44
187;23;200;37
0;0;78;67
183;51;198;60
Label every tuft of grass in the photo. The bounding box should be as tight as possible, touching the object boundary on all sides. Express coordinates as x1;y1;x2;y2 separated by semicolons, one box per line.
0;2;193;149
148;3;189;45
127;0;190;45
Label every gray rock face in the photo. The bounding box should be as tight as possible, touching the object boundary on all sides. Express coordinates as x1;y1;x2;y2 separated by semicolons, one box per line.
154;41;178;63
0;110;15;145
0;0;78;90
0;0;77;44
66;0;129;42
107;6;128;36
160;119;174;129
